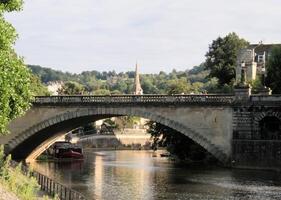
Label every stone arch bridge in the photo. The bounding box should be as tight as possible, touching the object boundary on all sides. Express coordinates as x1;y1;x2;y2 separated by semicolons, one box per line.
1;94;280;168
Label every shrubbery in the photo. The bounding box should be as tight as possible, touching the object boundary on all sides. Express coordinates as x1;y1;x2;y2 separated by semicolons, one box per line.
0;146;56;200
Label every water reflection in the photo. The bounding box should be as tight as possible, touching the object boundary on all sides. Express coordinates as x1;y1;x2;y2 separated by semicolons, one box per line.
30;150;281;200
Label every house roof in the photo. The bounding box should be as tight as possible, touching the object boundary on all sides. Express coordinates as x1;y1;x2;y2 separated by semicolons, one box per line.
248;44;281;54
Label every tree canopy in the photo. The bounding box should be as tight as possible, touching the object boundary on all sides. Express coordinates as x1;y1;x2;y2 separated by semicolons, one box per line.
58;81;85;95
147;121;212;162
167;78;191;95
266;45;281;94
29;65;217;95
30;75;50;96
205;32;249;86
0;0;33;134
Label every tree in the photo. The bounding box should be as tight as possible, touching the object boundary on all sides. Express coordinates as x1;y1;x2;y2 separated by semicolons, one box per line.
58;81;85;95
94;89;111;95
147;121;211;162
205;32;249;86
114;116;140;130
30;75;50;96
266;45;281;94
167;78;191;94
141;76;159;94
0;0;33;134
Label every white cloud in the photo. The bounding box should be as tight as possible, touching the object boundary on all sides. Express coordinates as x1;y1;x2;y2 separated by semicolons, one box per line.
4;0;281;73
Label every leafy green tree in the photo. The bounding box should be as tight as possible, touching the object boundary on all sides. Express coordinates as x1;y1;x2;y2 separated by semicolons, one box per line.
0;0;33;134
141;76;159;94
58;81;85;95
82;122;97;135
115;116;140;130
94;89;111;95
147;121;211;162
112;80;128;94
249;75;263;93
205;32;249;86
167;78;191;94
110;90;122;95
103;118;118;129
266;45;281;94
191;82;204;94
30;75;50;96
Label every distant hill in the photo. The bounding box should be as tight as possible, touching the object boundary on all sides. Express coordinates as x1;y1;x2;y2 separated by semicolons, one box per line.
27;64;213;94
28;65;75;83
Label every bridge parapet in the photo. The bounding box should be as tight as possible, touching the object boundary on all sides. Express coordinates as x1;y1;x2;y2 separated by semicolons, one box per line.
249;95;281;106
250;95;281;102
33;94;235;105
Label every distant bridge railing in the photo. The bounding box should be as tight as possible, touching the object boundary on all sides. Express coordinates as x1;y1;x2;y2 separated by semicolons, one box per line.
33;94;235;105
250;95;281;106
250;95;281;102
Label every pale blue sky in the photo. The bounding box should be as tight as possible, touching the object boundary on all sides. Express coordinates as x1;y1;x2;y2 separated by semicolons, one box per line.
5;0;281;73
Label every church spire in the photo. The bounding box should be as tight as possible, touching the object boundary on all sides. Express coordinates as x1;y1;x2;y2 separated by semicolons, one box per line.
134;62;143;95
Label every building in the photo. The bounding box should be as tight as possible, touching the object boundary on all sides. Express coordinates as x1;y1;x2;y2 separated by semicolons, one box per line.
133;63;143;95
47;81;64;95
236;43;279;83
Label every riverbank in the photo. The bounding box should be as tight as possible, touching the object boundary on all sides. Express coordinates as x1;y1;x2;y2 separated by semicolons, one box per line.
0;146;54;200
0;182;53;200
0;183;19;200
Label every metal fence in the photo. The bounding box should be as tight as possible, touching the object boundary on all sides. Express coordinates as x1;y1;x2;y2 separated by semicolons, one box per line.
10;160;87;200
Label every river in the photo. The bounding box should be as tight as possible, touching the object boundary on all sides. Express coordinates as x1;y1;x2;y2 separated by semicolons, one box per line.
30;150;281;200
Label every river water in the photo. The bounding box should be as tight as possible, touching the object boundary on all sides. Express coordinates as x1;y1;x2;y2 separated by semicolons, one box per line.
30;150;281;200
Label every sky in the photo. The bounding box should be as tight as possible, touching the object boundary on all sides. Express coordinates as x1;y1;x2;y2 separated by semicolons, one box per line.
4;0;281;73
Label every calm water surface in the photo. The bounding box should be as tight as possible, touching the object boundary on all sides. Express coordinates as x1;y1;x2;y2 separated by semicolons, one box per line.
30;150;281;200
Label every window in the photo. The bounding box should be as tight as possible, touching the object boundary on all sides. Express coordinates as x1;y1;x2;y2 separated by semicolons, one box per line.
257;54;264;63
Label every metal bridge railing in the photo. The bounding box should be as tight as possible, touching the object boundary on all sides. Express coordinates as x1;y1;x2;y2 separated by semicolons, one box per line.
33;94;235;105
10;160;87;200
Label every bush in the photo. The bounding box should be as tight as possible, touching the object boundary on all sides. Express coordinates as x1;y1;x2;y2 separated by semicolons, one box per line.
0;145;40;200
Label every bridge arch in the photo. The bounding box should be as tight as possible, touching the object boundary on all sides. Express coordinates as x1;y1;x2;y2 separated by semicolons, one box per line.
6;107;229;164
253;111;281;124
253;111;281;140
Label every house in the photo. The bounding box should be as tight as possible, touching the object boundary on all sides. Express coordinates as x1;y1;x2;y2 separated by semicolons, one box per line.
47;81;64;95
236;43;280;83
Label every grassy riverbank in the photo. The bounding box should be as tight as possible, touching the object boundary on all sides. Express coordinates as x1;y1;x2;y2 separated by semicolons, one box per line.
0;146;55;200
0;182;20;200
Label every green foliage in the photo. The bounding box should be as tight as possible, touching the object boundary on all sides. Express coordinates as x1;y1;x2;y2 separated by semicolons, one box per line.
58;81;85;95
28;65;214;95
266;45;281;94
94;89;111;95
0;0;32;135
147;121;210;161
249;75;263;93
82;122;97;133
103;118;118;128
28;65;73;83
167;78;191;95
205;32;249;86
30;75;50;96
0;0;23;13
115;116;140;130
0;146;40;200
